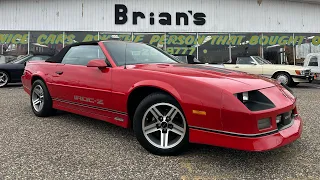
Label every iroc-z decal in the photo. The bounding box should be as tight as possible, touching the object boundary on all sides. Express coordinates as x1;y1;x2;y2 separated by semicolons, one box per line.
74;95;104;105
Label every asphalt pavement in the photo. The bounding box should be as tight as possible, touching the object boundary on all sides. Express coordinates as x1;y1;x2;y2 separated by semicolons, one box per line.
0;83;320;180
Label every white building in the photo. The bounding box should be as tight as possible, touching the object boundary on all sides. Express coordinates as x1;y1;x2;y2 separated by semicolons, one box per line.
1;0;320;64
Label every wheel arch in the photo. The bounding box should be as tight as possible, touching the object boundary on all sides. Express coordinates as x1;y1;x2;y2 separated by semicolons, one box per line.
126;80;183;128
271;71;292;79
31;74;46;85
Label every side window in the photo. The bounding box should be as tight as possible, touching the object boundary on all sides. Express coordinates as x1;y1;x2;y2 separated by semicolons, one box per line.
308;57;318;66
237;57;254;64
61;45;106;66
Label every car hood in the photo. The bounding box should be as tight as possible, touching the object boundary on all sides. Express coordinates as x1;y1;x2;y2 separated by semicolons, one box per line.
262;64;310;70
129;63;278;93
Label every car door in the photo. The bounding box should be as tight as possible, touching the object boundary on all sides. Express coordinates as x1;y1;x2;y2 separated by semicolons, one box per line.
51;44;113;118
234;57;263;75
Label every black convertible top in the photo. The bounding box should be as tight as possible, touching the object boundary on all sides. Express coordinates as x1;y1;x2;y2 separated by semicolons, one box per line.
45;41;99;63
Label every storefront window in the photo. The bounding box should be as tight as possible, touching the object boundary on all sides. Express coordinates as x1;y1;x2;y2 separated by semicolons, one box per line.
262;33;294;65
133;33;165;50
99;32;132;42
29;31;64;56
293;33;320;66
198;33;230;64
64;31;99;45
230;33;263;64
165;33;197;63
0;31;28;63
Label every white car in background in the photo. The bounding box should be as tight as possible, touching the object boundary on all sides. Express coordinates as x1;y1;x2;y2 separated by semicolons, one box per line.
173;55;225;68
303;53;320;80
224;56;314;87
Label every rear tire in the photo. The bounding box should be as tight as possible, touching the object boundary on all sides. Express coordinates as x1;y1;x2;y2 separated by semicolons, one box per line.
31;80;56;117
133;93;189;156
0;71;9;88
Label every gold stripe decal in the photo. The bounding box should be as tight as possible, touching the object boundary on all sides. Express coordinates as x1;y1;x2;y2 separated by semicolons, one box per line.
192;110;206;116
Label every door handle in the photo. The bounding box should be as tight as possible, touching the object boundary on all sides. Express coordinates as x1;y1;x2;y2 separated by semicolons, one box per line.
235;66;239;68
55;71;63;75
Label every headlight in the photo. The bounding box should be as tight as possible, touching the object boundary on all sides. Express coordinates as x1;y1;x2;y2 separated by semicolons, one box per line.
234;90;275;111
295;70;306;75
276;115;281;124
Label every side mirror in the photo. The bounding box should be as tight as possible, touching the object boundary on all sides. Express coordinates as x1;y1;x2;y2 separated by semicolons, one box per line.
250;62;257;65
87;59;108;69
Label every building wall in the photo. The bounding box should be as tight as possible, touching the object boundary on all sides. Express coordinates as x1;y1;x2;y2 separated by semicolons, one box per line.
1;0;320;33
1;0;320;66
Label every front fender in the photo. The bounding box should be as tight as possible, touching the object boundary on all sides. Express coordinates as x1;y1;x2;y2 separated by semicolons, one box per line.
127;79;223;131
127;80;182;103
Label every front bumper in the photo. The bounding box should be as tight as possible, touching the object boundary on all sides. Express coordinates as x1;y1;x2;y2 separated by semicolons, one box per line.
292;74;315;83
189;115;302;151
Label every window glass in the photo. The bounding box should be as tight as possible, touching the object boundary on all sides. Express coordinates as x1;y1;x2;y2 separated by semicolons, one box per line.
252;56;272;64
0;31;28;63
262;33;294;65
133;33;165;50
62;45;106;65
29;31;63;56
165;33;197;63
104;41;180;66
99;32;132;42
64;31;99;45
198;34;230;64
309;57;318;66
294;34;320;65
237;57;254;64
230;33;263;64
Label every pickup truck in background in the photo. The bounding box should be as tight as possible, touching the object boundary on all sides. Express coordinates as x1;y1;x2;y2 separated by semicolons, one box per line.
224;56;315;87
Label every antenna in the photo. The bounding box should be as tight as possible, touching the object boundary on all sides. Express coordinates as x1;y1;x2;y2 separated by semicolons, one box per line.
124;42;127;69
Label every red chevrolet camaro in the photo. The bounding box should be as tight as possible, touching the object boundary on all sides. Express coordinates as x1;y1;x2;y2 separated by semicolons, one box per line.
21;40;302;155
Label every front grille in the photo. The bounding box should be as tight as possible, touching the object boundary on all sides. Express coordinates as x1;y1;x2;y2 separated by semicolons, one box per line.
305;70;311;76
277;110;294;130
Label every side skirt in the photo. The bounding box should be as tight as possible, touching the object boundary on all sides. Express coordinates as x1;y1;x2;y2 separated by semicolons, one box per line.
52;99;129;128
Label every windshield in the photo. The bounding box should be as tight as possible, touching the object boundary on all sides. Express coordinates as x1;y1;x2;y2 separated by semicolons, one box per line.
103;41;182;66
253;56;272;64
9;55;32;64
9;55;51;64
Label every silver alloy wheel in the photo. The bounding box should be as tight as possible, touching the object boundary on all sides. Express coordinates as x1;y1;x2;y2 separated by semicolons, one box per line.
276;74;289;85
0;71;9;87
31;85;45;112
142;103;187;149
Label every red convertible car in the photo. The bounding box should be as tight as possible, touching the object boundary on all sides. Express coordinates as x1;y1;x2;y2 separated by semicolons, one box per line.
21;41;302;155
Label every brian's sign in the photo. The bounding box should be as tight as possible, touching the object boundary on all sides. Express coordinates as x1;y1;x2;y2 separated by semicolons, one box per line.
115;4;206;26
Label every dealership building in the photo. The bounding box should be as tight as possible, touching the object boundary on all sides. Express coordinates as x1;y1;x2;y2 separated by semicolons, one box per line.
1;0;320;65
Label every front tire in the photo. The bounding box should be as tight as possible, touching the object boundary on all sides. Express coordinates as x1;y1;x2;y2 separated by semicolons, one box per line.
31;80;56;117
275;72;292;86
133;93;189;156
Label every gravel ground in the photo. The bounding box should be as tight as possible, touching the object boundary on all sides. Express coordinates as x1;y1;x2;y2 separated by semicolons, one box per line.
0;83;320;180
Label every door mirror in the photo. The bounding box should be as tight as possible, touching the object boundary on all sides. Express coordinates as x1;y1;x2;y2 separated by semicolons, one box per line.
250;61;257;65
87;59;108;69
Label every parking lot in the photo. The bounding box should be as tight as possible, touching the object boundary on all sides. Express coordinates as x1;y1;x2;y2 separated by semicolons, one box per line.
0;83;320;180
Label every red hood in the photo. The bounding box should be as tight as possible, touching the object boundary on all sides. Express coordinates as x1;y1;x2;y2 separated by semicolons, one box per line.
128;63;278;93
